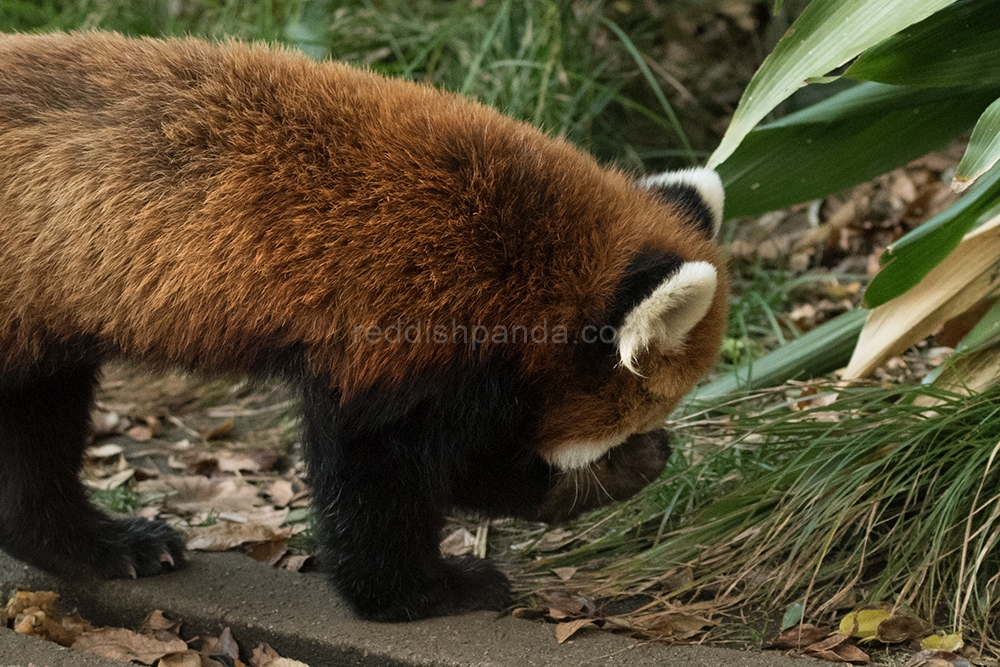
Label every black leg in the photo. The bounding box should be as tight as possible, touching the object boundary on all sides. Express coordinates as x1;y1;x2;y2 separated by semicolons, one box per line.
0;360;186;578
302;377;510;621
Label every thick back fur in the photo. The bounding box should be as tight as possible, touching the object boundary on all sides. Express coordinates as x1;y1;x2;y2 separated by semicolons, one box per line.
0;32;727;621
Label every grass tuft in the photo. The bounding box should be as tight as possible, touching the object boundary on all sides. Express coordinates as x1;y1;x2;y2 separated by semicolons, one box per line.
0;0;703;169
528;383;1000;649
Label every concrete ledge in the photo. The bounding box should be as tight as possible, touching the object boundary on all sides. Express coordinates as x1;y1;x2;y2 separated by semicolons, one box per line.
1;551;815;666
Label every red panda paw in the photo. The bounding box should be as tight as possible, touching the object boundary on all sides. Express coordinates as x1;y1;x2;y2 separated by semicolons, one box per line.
438;556;511;614
83;518;189;579
352;556;510;622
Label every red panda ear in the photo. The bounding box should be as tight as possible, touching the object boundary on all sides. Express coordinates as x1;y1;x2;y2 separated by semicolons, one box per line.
636;167;724;239
617;260;718;374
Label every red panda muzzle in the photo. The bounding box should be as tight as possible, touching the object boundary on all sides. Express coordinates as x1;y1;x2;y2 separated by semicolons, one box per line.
0;32;727;622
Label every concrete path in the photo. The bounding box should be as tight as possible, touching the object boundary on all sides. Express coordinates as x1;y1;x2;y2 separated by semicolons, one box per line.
0;551;818;666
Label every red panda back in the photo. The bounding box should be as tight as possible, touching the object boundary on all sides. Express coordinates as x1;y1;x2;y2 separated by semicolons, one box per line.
0;32;720;398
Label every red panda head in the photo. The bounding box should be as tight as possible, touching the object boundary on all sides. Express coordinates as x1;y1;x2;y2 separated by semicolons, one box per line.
531;167;727;471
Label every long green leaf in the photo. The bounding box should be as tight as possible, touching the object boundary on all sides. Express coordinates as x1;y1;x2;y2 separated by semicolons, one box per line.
923;299;1000;385
955;98;1000;191
600;17;695;163
686;309;867;405
864;164;1000;308
707;0;954;169
718;83;998;219
845;0;1000;88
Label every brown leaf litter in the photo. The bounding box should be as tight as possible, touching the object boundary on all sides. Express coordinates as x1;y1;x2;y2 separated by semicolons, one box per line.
3;589;309;666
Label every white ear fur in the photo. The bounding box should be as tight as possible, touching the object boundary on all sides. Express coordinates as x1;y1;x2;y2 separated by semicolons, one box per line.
637;167;725;238
617;260;718;374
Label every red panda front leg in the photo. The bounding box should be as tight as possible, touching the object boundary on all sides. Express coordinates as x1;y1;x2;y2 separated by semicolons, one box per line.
301;372;514;621
0;354;187;579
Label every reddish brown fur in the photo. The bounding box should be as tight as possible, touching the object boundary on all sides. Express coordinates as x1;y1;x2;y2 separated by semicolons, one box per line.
0;31;725;462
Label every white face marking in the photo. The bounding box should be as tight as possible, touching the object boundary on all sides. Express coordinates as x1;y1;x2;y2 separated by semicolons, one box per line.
543;433;628;470
636;167;725;238
617;260;718;374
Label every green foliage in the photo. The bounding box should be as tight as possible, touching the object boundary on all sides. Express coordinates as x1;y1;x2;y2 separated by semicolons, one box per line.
844;0;1000;89
89;484;142;515
710;0;1000;402
955;97;1000;189
708;0;954;169
693;309;866;404
544;384;1000;637
718;83;1000;219
863;163;1000;308
0;0;308;41
0;0;703;168
321;0;695;165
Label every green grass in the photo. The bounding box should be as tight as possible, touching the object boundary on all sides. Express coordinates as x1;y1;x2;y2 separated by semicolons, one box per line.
531;383;1000;648
0;0;710;170
89;484;142;515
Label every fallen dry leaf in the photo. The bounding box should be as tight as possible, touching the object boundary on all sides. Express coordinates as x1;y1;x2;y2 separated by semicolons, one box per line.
5;590;93;647
201;626;240;661
82;467;135;491
552;567;578;581
73;626;187;664
606;611;714;639
245;539;289;565
510;607;548;620
186;521;291;551
439;527;476;557
138;610;183;644
216;452;263;473
876;614;925;643
829;643;871;664
86;443;124;459
205;418;234;441
555;618;597;644
538;592;595;619
139;475;261;516
806;633;851;654
770;623;829;649
278;554;312;571
920;633;964;652
158;651;202;667
264;480;296;508
139;609;180;634
250;642;311;667
215;506;290;529
533;528;577;551
789;632;871;664
127;425;155;442
839;608;890;639
906;650;972;667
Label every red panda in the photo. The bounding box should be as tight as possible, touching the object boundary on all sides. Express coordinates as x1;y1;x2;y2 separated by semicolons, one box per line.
0;32;727;621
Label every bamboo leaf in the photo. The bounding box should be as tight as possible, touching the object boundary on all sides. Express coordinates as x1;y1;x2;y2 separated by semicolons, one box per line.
864;163;1000;308
687;309;867;404
718;83;998;219
845;0;1000;88
845;216;1000;379
920;305;1000;400
954;98;1000;191
708;0;954;169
